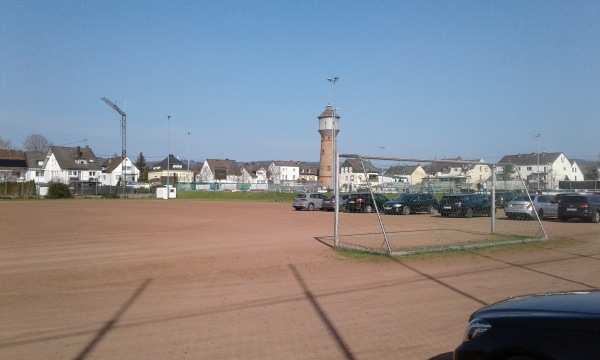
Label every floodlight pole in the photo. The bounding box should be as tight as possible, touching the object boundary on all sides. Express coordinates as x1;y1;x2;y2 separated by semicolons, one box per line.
101;97;126;197
534;133;541;192
328;76;339;248
167;115;171;199
187;132;191;181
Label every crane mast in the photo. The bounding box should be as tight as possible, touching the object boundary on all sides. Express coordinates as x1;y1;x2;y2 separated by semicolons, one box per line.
101;97;127;196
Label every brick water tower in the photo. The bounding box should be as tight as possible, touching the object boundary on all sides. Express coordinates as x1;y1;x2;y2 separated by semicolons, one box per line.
317;104;340;190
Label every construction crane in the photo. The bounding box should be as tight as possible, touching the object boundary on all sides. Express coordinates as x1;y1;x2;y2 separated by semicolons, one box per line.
101;97;127;197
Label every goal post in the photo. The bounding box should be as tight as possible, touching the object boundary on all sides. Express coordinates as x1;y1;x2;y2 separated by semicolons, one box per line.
333;154;547;255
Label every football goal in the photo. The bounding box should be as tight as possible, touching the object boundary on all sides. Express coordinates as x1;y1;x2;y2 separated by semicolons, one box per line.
332;154;547;255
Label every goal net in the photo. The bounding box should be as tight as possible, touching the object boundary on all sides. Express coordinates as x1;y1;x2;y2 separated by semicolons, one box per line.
332;154;547;255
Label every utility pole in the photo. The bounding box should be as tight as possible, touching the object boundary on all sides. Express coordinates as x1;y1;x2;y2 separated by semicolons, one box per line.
328;76;339;248
534;133;541;192
167;115;171;199
101;97;126;197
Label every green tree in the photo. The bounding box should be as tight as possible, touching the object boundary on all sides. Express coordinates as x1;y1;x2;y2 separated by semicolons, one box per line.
46;183;72;199
135;152;148;181
500;164;516;181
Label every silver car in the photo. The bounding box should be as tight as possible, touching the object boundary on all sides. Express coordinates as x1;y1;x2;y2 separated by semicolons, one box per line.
505;194;558;220
293;192;328;211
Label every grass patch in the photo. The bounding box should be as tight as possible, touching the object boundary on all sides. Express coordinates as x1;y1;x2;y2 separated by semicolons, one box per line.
334;247;395;262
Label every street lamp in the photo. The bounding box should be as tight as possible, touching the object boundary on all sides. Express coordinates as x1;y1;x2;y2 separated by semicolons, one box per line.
534;133;541;192
187;132;191;182
167;115;171;198
328;76;339;248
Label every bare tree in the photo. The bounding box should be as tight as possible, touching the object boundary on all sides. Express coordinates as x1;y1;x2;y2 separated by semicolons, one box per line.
0;136;12;149
23;133;52;152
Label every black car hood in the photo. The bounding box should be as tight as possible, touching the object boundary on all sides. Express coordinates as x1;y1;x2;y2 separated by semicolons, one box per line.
472;290;600;331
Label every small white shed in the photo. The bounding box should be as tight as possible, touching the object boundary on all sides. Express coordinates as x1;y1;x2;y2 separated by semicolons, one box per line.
156;185;177;199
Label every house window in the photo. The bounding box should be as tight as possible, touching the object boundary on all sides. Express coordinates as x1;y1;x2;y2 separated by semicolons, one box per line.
527;167;532;171
327;165;331;171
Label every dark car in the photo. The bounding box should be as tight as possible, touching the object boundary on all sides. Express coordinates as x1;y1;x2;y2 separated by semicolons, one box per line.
558;194;600;223
345;193;389;213
438;194;492;218
454;290;600;360
321;194;350;212
383;193;438;215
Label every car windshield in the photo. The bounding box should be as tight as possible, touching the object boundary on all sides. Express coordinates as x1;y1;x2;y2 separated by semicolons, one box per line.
392;194;409;201
513;195;531;202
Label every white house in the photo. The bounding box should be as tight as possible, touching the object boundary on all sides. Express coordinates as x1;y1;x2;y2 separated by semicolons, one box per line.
100;156;140;186
339;158;380;192
196;159;241;190
268;161;301;185
42;146;101;185
498;152;584;190
239;163;269;187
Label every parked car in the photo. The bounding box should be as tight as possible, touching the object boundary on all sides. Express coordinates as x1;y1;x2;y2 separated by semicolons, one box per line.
345;193;389;213
321;194;350;212
292;192;328;211
438;194;492;218
383;193;438;215
554;192;585;203
505;194;558;220
127;181;151;190
558;194;600;223
494;191;516;208
454;290;600;360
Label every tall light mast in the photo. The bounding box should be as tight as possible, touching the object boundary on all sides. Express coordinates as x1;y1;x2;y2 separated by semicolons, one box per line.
101;97;127;197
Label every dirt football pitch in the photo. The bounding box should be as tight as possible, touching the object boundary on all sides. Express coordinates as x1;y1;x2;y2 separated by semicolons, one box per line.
1;199;600;359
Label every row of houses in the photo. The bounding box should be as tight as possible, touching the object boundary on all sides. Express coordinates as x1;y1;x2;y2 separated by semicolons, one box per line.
0;146;596;195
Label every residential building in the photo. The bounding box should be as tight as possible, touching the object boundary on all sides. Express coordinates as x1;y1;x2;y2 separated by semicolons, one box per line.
268;161;301;185
382;165;427;186
498;152;583;190
339;158;380;192
24;151;46;183
100;156;140;186
298;163;319;183
425;158;491;192
148;154;193;184
239;163;269;185
0;149;27;181
42;146;101;185
197;159;241;183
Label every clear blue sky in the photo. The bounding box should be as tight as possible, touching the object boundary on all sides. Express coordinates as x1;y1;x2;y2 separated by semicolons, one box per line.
2;0;599;163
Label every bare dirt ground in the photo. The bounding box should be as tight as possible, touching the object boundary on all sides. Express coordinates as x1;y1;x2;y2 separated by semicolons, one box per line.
1;200;599;360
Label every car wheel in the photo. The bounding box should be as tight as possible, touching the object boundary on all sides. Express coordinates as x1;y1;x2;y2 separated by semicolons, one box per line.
560;216;568;222
294;207;302;211
427;205;435;214
365;204;373;213
592;211;600;223
465;208;474;218
402;206;411;215
308;203;314;211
